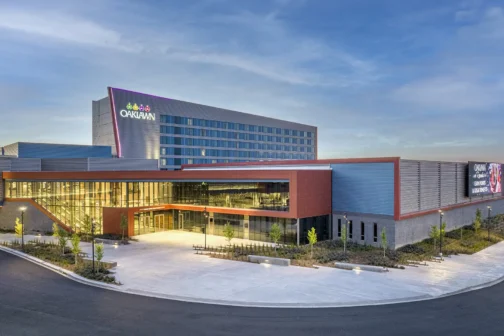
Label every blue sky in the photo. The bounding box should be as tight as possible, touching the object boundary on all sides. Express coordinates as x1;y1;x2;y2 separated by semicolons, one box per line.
1;0;503;161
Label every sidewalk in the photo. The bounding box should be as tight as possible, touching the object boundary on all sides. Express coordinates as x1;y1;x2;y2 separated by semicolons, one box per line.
1;231;504;308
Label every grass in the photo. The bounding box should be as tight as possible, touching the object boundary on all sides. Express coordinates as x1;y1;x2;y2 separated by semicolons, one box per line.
1;239;119;284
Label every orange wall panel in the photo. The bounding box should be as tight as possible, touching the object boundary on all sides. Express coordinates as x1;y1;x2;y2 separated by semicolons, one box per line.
292;170;332;218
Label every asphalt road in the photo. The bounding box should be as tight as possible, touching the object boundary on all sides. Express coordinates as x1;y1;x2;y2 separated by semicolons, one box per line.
1;250;503;336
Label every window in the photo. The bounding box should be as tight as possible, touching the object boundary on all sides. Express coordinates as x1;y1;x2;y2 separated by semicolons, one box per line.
201;149;206;156
361;222;365;241
187;159;193;164
161;159;166;166
373;223;378;242
187;118;193;126
337;219;341;237
348;220;353;239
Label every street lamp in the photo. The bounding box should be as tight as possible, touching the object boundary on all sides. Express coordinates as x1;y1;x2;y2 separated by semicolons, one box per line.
202;207;209;249
91;218;96;273
438;210;444;257
343;212;348;254
487;206;492;241
19;206;27;251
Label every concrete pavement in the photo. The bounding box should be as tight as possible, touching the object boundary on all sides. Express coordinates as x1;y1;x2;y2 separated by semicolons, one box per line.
1;249;504;336
1;231;504;307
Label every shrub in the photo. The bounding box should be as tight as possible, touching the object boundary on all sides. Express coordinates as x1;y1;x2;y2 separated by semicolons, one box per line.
385;249;400;261
367;255;397;268
74;264;117;284
316;251;350;263
398;244;425;255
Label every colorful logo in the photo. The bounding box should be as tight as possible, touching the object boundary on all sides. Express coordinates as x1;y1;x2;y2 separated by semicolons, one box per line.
119;103;155;121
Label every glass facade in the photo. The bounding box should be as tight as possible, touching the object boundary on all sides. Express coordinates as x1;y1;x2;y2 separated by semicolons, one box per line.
5;180;290;235
159;115;316;169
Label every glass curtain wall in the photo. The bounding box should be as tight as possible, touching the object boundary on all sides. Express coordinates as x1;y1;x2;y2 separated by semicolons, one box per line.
249;216;297;244
6;180;290;233
299;215;331;244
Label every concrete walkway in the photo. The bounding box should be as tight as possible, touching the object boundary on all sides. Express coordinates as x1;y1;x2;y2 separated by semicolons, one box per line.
1;231;504;307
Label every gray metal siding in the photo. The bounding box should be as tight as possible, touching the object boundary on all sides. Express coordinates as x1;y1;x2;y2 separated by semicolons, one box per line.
88;158;159;171
420;161;440;211
400;160;498;215
395;198;504;248
10;158;41;172
400;160;420;213
440;163;457;206
92;98;117;156
17;142;111;159
2;143;19;156
331;163;394;216
41;158;89;171
0;158;11;171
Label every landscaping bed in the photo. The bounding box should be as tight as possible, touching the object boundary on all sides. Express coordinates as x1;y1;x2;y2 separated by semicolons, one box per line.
1;239;119;284
197;215;504;269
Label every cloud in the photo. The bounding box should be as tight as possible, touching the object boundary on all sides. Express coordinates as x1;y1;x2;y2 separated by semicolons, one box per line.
391;76;504;110
0;8;133;51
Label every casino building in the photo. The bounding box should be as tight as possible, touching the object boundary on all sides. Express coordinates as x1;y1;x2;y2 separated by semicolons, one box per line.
1;87;503;248
1;156;503;248
92;87;317;170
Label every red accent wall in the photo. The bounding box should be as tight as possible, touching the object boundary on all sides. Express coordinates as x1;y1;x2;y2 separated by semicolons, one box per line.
292;170;332;218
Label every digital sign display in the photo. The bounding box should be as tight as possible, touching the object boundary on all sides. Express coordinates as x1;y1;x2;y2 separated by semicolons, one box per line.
468;162;502;197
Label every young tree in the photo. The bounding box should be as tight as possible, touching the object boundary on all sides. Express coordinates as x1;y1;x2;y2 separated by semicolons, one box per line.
429;225;440;252
474;209;482;233
53;223;68;255
120;214;128;241
223;222;234;245
14;217;23;237
380;228;387;258
341;224;347;255
269;223;282;254
80;215;92;241
307;227;317;259
71;234;81;265
95;243;104;271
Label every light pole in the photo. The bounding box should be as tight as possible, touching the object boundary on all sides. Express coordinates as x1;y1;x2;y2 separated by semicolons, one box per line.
487;206;492;241
438;210;444;257
19;206;27;251
343;212;348;254
202;207;209;249
91;218;96;273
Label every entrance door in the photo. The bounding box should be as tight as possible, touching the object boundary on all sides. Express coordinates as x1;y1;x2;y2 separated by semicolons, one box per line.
178;213;184;230
141;215;151;234
154;214;165;232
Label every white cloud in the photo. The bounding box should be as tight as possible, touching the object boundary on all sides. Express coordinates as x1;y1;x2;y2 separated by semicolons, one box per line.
0;8;134;51
391;76;504;110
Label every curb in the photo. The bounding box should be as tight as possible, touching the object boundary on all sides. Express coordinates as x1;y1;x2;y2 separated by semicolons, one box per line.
1;245;504;309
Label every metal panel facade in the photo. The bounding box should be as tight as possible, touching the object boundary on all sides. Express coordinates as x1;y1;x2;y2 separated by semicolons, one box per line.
331;163;394;216
92;98;117;156
440;162;457;206
6;143;112;159
88;158;159;171
420;161;440;211
10;159;41;172
400;160;420;213
41;159;89;171
2;143;19;156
